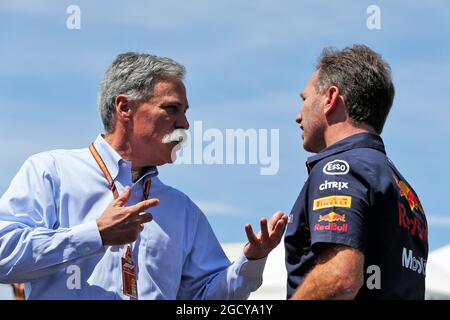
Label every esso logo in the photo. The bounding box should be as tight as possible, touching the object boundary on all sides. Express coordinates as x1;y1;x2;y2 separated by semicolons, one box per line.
323;160;350;175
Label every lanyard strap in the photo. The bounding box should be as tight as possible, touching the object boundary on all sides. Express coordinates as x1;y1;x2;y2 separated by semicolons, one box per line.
89;143;119;199
90;142;152;299
89;143;151;201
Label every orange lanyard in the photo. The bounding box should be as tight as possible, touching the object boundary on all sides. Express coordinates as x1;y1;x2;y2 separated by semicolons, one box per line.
89;143;151;202
90;142;152;299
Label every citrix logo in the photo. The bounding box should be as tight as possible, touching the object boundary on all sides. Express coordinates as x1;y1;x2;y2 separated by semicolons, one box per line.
319;180;349;191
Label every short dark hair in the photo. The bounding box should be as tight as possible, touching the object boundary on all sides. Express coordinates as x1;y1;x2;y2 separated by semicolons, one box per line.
316;44;395;134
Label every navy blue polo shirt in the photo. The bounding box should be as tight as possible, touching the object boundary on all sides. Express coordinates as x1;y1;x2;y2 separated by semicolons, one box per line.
285;133;428;299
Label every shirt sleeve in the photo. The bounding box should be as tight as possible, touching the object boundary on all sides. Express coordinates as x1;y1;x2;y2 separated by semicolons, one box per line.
0;154;104;283
176;201;267;300
307;157;371;254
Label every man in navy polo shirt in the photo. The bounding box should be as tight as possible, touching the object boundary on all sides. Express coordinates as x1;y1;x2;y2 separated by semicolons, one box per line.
285;44;428;299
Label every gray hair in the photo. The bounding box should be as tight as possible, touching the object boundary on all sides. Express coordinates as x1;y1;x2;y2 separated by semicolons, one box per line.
98;52;186;133
316;44;395;134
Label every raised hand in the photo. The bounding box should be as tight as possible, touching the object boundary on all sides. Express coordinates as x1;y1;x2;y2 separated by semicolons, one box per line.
243;211;288;260
96;186;159;246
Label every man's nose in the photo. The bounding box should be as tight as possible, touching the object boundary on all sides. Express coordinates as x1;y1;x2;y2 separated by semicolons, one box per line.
178;114;189;130
295;110;302;124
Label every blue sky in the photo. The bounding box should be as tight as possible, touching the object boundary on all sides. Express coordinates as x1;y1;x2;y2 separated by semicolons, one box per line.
0;0;449;251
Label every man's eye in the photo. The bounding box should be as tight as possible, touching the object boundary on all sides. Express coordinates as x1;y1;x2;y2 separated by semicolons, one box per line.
165;105;178;112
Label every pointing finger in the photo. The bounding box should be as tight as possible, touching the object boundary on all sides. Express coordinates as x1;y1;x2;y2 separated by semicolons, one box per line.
129;198;160;214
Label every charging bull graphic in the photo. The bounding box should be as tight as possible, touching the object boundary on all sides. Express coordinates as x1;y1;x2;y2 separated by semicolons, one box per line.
393;176;425;215
318;212;346;223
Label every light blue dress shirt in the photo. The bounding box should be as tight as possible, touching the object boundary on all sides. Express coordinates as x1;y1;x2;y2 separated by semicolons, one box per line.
0;135;266;299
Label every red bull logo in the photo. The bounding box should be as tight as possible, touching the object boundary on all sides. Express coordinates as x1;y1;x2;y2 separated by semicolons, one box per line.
398;202;428;241
393;176;424;215
318;212;346;223
314;223;349;233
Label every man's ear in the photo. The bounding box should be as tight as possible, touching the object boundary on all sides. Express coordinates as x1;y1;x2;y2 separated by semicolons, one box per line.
323;85;341;116
115;95;132;123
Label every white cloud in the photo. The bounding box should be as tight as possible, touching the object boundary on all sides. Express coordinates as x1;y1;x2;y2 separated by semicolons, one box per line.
0;0;361;76
195;200;241;216
428;215;450;228
0;0;58;15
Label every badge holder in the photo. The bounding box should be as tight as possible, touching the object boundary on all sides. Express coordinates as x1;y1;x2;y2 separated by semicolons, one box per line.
121;245;138;299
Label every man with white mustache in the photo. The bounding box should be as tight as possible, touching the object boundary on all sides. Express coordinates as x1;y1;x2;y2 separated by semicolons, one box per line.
162;128;187;163
0;52;288;299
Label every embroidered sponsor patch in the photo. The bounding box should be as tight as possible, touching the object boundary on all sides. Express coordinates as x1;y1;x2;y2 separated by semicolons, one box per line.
313;195;352;210
393;175;425;215
317;211;346;223
313;222;349;233
323;160;350;175
319;180;349;191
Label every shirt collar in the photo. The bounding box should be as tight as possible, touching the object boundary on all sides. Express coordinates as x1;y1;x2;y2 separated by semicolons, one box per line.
92;134;159;181
306;132;386;171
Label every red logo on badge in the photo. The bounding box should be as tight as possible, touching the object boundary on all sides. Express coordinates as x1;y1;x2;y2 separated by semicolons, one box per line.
122;245;138;299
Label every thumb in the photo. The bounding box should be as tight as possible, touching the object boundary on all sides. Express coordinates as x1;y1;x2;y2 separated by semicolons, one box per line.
114;186;131;207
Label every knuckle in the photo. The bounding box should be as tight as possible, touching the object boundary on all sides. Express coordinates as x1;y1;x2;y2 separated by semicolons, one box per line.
122;207;132;216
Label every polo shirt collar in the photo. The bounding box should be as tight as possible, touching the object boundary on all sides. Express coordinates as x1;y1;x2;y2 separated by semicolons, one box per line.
306;132;386;171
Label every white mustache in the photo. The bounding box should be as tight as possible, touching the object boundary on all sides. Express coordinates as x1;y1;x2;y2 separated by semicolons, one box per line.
162;129;187;145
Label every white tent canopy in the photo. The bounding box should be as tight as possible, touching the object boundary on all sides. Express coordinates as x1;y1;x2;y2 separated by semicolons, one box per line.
222;242;287;300
1;243;448;300
425;244;450;299
223;242;450;300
